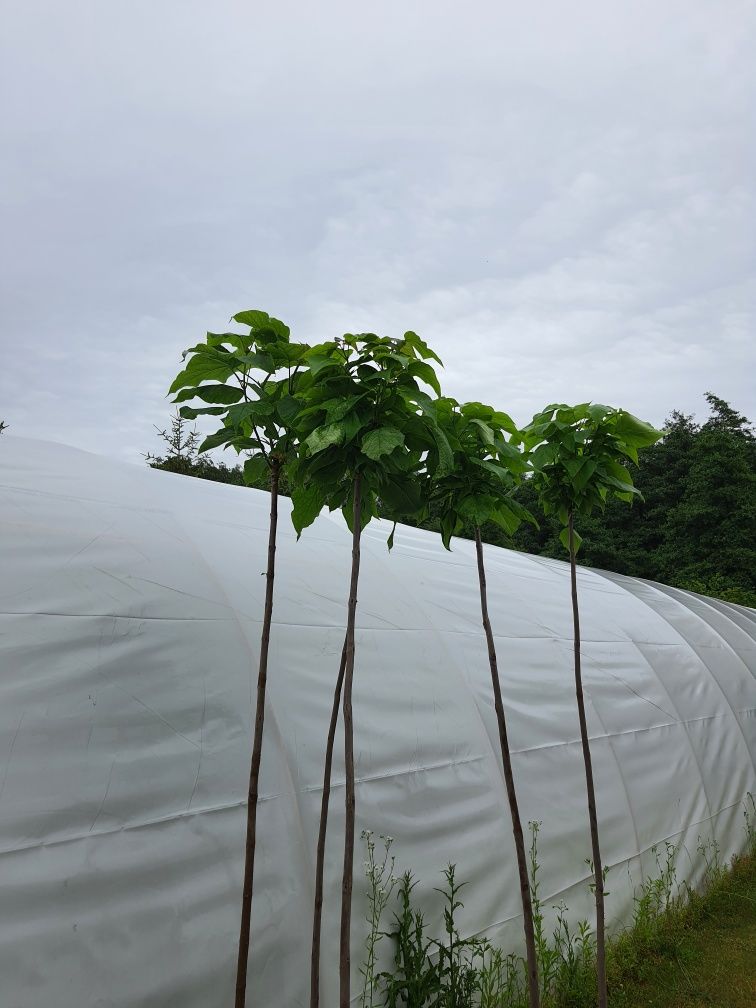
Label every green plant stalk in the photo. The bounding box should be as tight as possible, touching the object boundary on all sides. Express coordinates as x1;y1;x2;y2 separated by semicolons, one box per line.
474;528;541;1008
235;457;281;1008
569;512;607;1008
340;474;363;1007
309;639;347;1008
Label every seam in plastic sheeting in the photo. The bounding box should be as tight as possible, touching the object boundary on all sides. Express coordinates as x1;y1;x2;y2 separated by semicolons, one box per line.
626;578;755;780
594;573;719;826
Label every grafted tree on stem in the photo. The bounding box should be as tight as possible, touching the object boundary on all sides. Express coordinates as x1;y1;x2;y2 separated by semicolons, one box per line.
519;403;662;1008
290;330;447;1008
426;398;541;1008
168;309;310;1008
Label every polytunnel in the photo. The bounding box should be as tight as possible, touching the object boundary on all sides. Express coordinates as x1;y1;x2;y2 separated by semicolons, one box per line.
1;436;754;1007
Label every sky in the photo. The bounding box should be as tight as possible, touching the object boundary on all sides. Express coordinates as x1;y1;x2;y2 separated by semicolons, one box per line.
1;0;754;462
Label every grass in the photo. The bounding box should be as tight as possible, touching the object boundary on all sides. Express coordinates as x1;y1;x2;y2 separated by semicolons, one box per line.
608;851;755;1008
357;795;756;1007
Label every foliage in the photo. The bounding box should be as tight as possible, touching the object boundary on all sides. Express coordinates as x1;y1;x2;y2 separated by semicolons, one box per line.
504;394;755;606
423;399;534;549
518;403;662;554
289;331;447;538
377;865;488;1008
358;799;756;1007
169;309;309;487
361;831;399;1008
146;393;756;609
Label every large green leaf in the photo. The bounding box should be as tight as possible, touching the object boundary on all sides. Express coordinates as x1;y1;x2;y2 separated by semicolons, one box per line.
427;420;454;477
178;405;227;420
378;476;423;519
173;383;244;405
243;454;270;487
408;359;441;396
402;330;443;365
198;428;236;453
291;483;327;537
361;426;404;460
559;525;583;555
304;422;346;455
169;348;241;393
614;411;663;448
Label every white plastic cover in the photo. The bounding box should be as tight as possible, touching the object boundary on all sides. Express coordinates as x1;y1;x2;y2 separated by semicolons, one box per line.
1;437;754;1007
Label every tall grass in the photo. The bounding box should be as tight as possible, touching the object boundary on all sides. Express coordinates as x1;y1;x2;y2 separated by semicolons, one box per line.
357;792;755;1007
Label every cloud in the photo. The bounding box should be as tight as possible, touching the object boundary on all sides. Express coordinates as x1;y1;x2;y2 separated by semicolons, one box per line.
0;0;753;460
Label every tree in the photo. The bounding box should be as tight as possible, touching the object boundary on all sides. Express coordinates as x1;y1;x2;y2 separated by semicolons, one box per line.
290;330;446;1008
426;398;541;1008
519;403;662;1008
168;309;309;1008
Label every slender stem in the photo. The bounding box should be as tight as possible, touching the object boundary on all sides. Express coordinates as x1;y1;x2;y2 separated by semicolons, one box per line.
474;528;541;1008
234;458;280;1008
309;637;348;1008
568;512;607;1008
339;475;362;1008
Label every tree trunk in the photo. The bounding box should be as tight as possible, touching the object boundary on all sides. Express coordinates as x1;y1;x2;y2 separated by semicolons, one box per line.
339;475;362;1008
568;513;607;1008
234;459;280;1008
474;529;541;1008
309;638;347;1008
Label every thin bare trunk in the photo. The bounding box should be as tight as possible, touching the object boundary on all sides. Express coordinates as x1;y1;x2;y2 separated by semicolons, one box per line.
568;513;607;1008
339;475;362;1008
475;529;541;1008
309;638;347;1008
235;459;281;1008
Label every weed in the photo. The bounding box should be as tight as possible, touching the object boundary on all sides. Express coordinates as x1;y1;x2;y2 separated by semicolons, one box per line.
360;830;399;1008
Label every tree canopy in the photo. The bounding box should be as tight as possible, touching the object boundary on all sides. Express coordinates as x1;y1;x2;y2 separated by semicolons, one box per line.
148;392;756;608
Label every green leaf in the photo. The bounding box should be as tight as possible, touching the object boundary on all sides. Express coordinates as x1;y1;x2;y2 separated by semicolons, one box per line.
386;521;397;551
489;501;522;536
458;494;496;526
178;405;227;420
198;428;236;453
379;476;423;519
174;383;244;405
426;420;454;477
559;525;583;555
402;330;443;365
169;348;241;393
614;412;663;448
408;359;441;396
243;455;270;487
291;483;327;537
470;419;495;446
232;309;271;329
304;422;345;455
361;426;405;461
237;350;275;373
276;395;300;424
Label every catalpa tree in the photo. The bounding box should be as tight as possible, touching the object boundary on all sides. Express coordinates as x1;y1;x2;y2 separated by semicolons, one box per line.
426;399;541;1008
519;403;662;1008
289;330;449;1008
169;309;309;1008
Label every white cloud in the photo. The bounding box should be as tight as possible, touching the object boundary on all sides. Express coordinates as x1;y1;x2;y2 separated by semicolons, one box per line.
1;0;753;460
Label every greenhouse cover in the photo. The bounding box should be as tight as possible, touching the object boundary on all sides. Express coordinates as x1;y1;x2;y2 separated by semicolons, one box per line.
0;437;754;1006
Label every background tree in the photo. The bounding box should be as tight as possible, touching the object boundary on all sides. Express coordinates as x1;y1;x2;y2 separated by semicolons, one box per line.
168;309;308;1008
290;330;447;1008
427;398;541;1008
519;403;662;1008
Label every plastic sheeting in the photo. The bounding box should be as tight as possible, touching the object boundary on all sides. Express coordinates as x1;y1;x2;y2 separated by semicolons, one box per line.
0;436;754;1007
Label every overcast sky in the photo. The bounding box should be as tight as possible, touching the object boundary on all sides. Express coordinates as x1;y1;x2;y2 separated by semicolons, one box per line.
1;1;754;462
